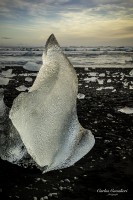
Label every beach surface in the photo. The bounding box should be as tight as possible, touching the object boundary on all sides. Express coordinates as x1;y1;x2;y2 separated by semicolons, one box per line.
0;65;133;200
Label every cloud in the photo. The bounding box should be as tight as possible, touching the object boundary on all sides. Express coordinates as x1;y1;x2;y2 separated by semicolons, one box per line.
0;0;133;18
0;0;133;46
1;37;12;39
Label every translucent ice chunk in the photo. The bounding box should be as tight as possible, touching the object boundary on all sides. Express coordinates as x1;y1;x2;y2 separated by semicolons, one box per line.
0;89;6;118
23;61;40;71
0;89;27;163
10;34;95;172
118;106;133;114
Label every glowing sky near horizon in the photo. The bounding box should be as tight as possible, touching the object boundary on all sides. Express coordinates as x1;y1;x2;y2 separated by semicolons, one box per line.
0;0;133;46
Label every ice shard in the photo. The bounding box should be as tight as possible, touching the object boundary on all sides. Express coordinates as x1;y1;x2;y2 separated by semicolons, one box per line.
9;34;95;172
0;89;27;163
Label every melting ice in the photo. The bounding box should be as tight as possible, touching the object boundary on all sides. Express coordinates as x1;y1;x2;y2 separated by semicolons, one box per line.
8;34;95;172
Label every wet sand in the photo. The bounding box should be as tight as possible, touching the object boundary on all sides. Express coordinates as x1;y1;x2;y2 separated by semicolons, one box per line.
0;66;133;200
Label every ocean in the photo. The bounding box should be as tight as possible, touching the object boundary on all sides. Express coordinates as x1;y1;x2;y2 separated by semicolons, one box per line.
0;46;133;69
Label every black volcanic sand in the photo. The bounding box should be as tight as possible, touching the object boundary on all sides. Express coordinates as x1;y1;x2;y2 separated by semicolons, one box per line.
0;66;133;200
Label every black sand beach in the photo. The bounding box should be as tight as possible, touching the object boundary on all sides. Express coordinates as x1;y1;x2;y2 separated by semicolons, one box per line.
0;66;133;200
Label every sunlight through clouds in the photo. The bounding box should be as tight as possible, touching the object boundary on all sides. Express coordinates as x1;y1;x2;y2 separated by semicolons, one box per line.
0;0;133;46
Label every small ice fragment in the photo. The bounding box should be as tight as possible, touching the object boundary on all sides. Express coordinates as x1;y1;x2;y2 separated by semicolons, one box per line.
0;77;10;85
2;69;15;78
33;197;37;200
16;85;28;91
84;67;88;71
77;93;85;99
105;86;114;89
25;77;33;82
116;146;121;150
123;82;128;87
99;73;105;77
36;178;41;181
96;87;102;91
104;140;111;144
129;69;133;76
0;89;7;117
107;79;111;83
118;106;133;114
84;77;97;82
59;186;63;190
88;72;98;76
129;85;133;89
44;197;48;200
65;179;70;183
23;62;40;71
107;113;113;118
48;193;57;197
83;174;87;177
41;179;47;183
96;86;114;91
112;89;116;92
97;79;104;85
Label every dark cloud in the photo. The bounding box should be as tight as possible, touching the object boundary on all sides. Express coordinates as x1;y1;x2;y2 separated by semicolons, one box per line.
124;26;133;32
2;37;12;39
0;0;132;25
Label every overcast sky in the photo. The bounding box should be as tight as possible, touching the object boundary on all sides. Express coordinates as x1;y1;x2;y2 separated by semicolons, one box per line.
0;0;133;46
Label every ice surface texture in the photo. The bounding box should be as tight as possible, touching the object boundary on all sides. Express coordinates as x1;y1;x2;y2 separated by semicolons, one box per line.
9;34;95;172
0;89;26;163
